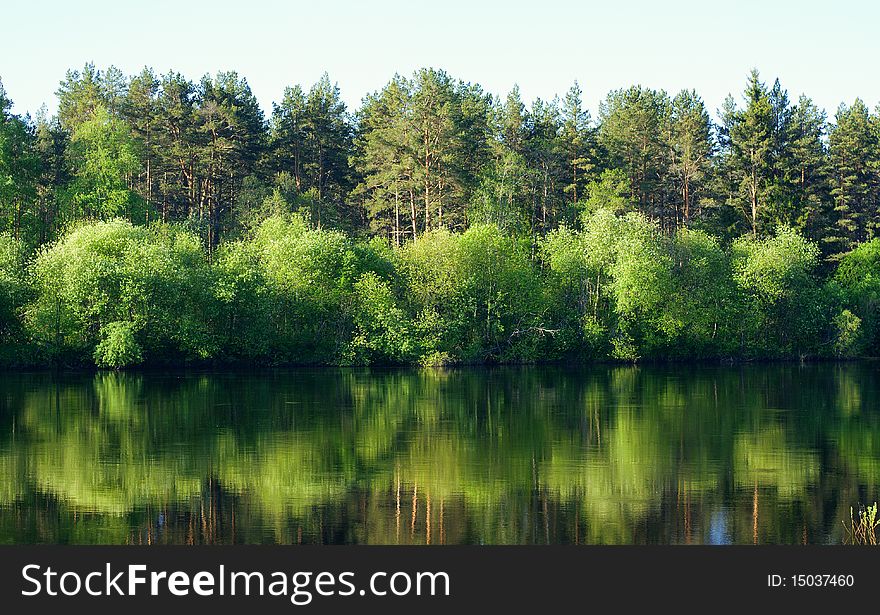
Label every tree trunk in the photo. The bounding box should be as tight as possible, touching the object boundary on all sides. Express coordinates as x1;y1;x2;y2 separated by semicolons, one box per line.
409;189;417;239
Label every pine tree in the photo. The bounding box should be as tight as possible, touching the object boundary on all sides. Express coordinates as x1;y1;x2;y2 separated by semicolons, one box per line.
598;86;672;226
558;82;595;211
56;63;108;131
669;89;712;225
787;96;829;242
123;68;161;217
726;70;774;236
0;80;39;242
196;72;266;248
354;76;417;243
32;110;67;242
828;99;878;255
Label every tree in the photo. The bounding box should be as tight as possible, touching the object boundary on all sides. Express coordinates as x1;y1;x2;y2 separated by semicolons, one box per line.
528;96;564;231
122;68;161;217
270;74;354;229
355;76;417;243
153;72;199;222
559;82;595;209
196;72;266;248
357;69;490;237
26;220;215;366
669;90;712;225
0;80;39;242
397;224;542;363
0;232;28;348
32;110;68;243
731;228;825;355
832;238;880;354
470;87;535;234
598;86;673;227
724;70;774;236
61;106;145;222
827;99;878;256
56;63;116;132
787;96;829;241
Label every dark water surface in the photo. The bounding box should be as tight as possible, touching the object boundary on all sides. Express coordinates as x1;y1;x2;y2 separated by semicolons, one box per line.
0;364;877;545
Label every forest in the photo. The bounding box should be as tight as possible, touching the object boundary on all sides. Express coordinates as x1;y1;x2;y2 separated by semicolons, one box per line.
1;65;880;367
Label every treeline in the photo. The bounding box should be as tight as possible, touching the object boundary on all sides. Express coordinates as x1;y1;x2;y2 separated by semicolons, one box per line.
1;65;880;254
0;212;878;367
1;66;880;366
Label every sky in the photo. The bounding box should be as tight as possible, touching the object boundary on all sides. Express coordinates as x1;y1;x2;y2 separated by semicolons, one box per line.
2;0;878;122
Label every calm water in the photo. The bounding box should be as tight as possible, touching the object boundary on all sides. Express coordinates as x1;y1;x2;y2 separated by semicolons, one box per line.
0;364;877;545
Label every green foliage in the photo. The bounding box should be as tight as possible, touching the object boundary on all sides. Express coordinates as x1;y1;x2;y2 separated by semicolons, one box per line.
4;66;880;365
25;219;214;364
94;320;142;368
828;100;878;256
349;272;414;364
580;169;632;215
541;213;830;360
604;213;675;358
731;227;826;355
830;309;863;358
213;214;399;364
543;211;732;359
269;75;354;229
0;233;28;347
541;225;605;358
0;212;867;367
0;80;41;244
832;239;880;354
598;86;671;218
725;70;774;236
61;106;146;222
664;229;738;357
454;224;543;361
398;225;542;363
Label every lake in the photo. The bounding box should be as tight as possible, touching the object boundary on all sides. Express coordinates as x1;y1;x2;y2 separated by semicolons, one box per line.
0;364;877;545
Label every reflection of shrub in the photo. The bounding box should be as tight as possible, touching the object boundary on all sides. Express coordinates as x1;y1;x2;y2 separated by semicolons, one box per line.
95;321;142;368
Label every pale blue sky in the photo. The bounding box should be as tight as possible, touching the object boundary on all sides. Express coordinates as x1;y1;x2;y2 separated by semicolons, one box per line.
2;0;877;121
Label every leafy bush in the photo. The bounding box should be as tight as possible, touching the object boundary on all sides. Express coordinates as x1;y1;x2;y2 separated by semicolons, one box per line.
398;224;542;363
213;214;397;364
731;228;826;357
26;220;215;364
832;239;880;355
94;320;142;368
0;213;857;367
349;272;414;364
831;309;864;358
0;233;28;351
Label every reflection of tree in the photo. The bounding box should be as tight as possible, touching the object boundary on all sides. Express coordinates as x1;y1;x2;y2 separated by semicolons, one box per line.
734;427;819;497
0;364;878;544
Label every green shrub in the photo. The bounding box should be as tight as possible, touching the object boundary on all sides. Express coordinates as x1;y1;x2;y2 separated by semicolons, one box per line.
831;309;864;358
0;233;29;358
398;224;543;363
26;219;215;364
832;239;880;355
731;228;826;357
94;321;142;368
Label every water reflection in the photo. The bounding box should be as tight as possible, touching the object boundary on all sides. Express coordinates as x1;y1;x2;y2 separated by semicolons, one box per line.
0;365;877;544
